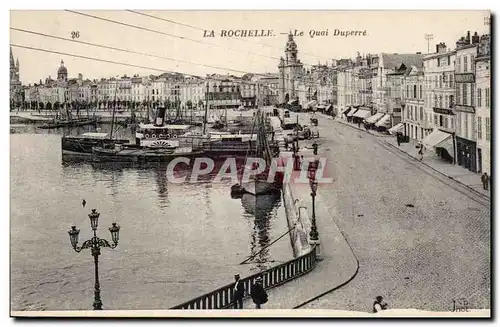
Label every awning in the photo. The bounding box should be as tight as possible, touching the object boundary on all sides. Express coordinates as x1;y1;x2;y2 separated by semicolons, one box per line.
352;109;372;119
421;129;454;155
388;122;404;135
288;99;298;105
306;100;317;108
346;108;358;117
365;112;385;124
375;114;392;128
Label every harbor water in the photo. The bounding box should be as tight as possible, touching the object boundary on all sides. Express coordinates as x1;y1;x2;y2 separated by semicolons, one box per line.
10;123;293;311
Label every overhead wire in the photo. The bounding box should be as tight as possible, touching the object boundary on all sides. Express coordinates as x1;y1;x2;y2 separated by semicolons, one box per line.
125;9;333;62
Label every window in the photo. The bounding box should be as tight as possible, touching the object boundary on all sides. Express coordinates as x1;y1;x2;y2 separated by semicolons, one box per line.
464;114;468;138
439;75;443;88
485;88;490;107
419;85;423;99
444;117;449;128
477;116;482;139
477;88;482;107
420;107;424;121
464;56;468;73
434;95;438;108
450;117;454;129
413;85;417;99
486;117;490;140
434;114;438;126
463;84;467;105
406;85;409;98
439;95;443;108
471;84;475;107
457;56;461;72
450;95;454;107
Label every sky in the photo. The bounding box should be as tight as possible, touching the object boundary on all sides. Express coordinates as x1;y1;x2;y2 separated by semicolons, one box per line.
10;10;490;85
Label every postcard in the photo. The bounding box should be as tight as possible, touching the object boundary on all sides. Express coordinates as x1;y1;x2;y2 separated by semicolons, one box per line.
9;9;491;318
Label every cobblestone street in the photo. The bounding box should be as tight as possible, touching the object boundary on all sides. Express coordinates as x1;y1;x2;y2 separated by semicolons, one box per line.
297;114;490;312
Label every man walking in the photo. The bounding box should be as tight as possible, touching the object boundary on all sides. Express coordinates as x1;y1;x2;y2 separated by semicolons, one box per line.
373;296;388;313
250;275;267;309
312;142;318;156
233;274;245;309
418;143;424;161
481;172;490;191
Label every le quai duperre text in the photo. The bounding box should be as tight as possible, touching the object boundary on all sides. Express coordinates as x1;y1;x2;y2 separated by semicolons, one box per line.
203;29;368;38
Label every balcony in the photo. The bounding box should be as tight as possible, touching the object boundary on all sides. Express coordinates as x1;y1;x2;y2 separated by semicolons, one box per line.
454;104;475;114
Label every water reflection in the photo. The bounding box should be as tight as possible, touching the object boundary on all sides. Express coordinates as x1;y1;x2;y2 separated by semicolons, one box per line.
241;192;281;271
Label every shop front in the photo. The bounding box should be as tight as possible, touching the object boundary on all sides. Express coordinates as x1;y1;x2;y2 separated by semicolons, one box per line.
456;136;477;172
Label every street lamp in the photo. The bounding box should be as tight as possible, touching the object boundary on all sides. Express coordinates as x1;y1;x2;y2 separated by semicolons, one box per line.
68;209;120;310
308;176;319;241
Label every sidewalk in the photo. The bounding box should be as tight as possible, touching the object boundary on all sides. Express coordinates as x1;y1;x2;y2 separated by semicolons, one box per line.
242;165;359;309
383;137;491;198
335;118;490;199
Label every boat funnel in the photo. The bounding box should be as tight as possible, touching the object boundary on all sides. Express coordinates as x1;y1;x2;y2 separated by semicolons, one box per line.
155;107;167;126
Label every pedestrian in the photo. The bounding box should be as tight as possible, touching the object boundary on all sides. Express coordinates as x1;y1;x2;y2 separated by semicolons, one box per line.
396;133;401;147
233;274;245;309
373;296;388;313
250;275;268;309
284;139;289;151
357;120;361;128
481;172;490;191
82;199;86;208
312;142;318;156
418;143;424;161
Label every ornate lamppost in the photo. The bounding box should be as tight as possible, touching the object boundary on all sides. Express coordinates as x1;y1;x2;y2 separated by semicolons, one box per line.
68;209;121;310
308;176;319;241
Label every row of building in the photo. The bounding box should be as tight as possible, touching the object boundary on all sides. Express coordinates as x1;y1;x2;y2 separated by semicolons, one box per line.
10;52;280;111
277;31;491;175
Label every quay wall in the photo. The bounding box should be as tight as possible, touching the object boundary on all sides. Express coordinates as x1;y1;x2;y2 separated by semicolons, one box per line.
282;182;312;257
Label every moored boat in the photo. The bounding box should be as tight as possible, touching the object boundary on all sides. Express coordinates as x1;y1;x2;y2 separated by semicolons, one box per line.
61;132;130;157
38;118;98;129
92;145;205;163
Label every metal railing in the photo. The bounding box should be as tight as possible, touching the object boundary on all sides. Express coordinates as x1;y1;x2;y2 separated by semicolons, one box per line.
170;246;317;310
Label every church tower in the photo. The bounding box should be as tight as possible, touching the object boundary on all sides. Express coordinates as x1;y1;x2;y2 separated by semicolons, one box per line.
278;33;303;103
10;47;20;83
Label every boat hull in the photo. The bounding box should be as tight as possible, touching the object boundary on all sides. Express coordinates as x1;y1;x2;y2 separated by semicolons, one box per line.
61;137;130;155
92;147;205;163
39;118;98;129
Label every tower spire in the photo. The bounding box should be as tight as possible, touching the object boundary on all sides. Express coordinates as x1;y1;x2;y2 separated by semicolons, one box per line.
10;46;15;68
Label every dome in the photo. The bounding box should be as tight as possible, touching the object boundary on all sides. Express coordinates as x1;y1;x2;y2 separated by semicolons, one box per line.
58;60;67;75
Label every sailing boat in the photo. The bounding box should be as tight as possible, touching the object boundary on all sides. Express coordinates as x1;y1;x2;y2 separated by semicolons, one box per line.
39;98;98;129
60;88;129;157
232;109;282;197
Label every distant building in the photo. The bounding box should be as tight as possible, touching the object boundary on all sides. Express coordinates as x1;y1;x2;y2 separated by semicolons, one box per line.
10;47;23;109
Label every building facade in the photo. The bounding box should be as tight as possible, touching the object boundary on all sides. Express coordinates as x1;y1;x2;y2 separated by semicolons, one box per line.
454;32;481;172
474;36;491;174
402;65;426;140
422;43;456;151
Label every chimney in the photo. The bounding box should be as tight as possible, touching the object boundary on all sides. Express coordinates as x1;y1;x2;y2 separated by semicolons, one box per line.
436;42;447;54
155;107;167;126
466;31;471;44
472;31;480;44
416;52;422;54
